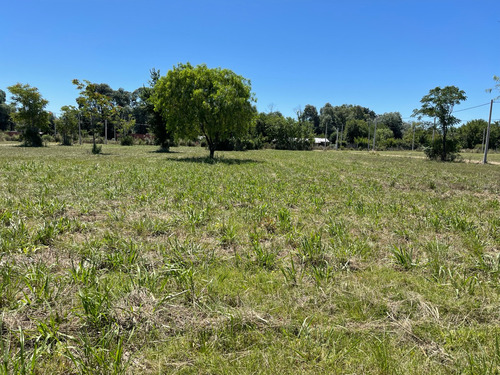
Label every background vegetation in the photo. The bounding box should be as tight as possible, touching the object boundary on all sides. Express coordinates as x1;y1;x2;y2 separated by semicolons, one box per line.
2;72;499;158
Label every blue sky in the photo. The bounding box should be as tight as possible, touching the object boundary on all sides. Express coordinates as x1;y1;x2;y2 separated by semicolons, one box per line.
1;0;499;123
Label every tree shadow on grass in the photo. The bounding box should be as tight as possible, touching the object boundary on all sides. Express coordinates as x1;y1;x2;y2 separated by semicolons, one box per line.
89;152;113;156
171;156;262;165
147;149;181;154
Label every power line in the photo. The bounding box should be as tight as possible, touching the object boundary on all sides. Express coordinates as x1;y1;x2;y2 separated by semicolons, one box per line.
402;101;496;120
452;102;491;113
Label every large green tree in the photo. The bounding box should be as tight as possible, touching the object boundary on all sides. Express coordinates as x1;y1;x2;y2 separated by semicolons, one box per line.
413;86;467;161
7;83;50;146
152;63;255;158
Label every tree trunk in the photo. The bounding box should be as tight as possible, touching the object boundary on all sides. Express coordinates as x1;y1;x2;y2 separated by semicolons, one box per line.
91;117;95;147
202;126;215;159
160;141;170;152
441;129;447;161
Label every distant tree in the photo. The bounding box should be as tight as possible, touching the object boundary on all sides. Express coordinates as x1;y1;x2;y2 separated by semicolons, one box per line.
0;89;13;131
117;115;136;145
111;88;134;136
7;83;50;146
301;104;320;134
347;104;376;122
377;112;403;139
491;121;500;151
255;111;283;142
137;68;175;151
267;115;314;150
456;119;488;149
152;63;255;158
319;103;337;139
58;105;79;145
112;87;132;108
456;119;500;151
413;86;467;161
345;119;368;143
319;103;375;144
402;122;432;149
93;83;114;97
94;84;116;142
72;79;114;150
320;114;334;142
374;127;394;145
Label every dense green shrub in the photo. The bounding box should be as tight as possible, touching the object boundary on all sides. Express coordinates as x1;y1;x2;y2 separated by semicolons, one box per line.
120;135;134;146
423;137;460;161
382;137;411;150
5;133;20;142
217;136;263;151
42;134;54;146
354;137;370;149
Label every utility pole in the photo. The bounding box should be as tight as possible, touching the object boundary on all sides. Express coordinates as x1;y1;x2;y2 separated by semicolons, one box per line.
482;99;494;164
78;112;82;145
367;120;371;151
339;124;344;147
372;117;378;151
481;129;485;153
335;127;339;150
412;122;415;151
324;121;328;151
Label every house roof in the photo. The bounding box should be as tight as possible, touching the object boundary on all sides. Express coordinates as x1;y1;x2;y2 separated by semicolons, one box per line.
314;138;330;144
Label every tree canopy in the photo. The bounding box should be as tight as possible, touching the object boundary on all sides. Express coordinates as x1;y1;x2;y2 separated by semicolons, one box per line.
345;119;368;143
152;63;256;158
301;104;320;134
377;112;403;139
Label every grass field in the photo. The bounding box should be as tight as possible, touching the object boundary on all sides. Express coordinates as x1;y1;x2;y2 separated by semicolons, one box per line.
0;144;499;374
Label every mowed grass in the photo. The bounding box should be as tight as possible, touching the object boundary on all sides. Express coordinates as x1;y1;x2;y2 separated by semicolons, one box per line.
0;144;499;374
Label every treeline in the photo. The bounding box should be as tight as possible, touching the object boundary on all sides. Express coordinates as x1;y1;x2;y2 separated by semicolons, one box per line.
0;75;163;148
1;71;499;153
